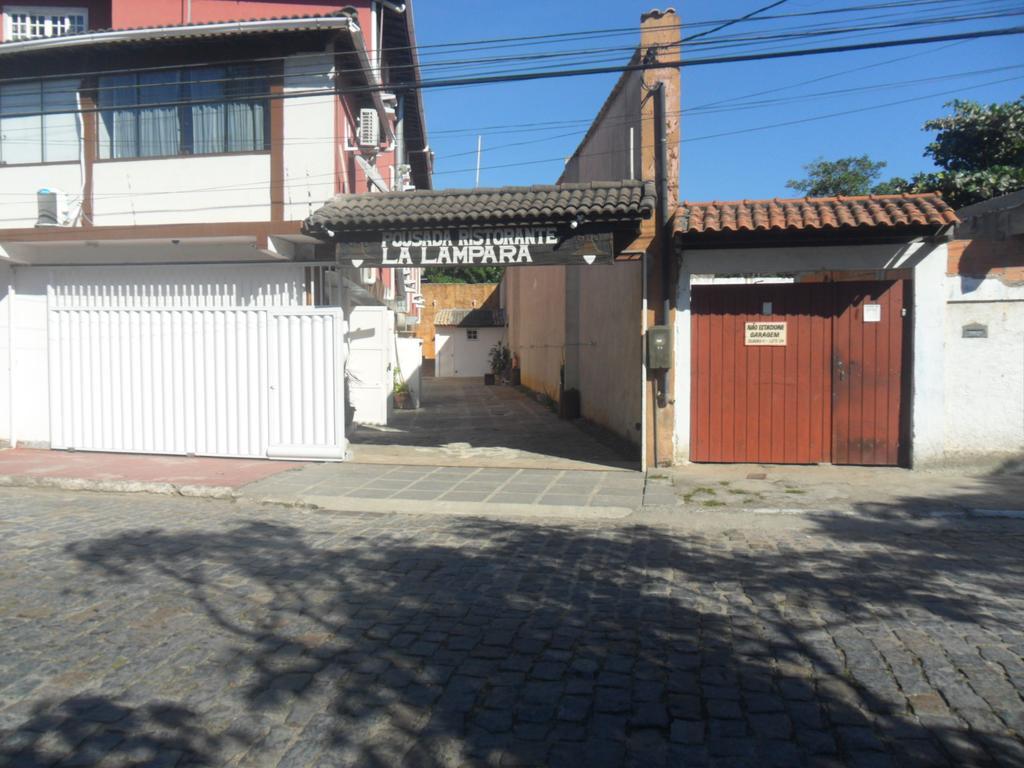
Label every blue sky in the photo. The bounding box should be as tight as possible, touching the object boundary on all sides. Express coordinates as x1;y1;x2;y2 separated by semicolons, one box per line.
413;0;1023;200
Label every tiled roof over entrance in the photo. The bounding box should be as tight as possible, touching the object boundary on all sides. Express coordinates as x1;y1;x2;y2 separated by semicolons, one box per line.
675;193;957;235
304;180;657;235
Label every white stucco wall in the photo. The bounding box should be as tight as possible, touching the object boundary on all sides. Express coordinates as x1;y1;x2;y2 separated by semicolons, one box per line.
436;327;505;378
943;276;1024;462
283;53;338;221
0;164;85;229
0;261;11;444
92;155;272;225
674;240;947;467
8;268;50;445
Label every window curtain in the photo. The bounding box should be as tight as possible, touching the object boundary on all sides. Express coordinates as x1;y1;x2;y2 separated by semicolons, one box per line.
99;74;138;159
42;79;80;163
0;82;42;165
189;67;225;154
137;71;180;157
225;66;266;153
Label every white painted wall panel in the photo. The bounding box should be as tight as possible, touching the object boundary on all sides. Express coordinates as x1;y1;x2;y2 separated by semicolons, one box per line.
347;305;393;425
91;155;272;225
0;164;84;229
283;53;337;221
10;269;50;445
944;277;1024;461
0;263;11;444
396;336;423;408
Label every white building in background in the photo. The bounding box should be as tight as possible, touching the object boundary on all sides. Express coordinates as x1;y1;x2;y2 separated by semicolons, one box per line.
0;3;432;459
434;308;506;378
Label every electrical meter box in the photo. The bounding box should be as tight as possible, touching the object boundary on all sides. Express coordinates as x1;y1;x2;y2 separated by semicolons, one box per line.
646;325;672;370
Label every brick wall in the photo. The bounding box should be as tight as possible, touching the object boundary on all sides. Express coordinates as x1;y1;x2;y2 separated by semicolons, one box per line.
947;237;1024;283
416;283;500;359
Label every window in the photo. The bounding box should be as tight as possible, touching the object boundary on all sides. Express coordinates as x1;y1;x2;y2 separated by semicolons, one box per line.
0;79;79;165
98;65;270;160
4;6;87;41
466;329;478;340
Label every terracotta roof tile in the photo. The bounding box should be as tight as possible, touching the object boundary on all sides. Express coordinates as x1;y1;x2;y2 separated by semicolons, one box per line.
675;193;957;236
434;308;503;327
305;180;657;235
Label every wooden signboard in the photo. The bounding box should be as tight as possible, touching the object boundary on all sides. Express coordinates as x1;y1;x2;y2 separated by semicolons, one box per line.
334;226;614;267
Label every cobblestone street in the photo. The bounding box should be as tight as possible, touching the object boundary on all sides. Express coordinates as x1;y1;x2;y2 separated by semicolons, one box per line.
1;488;1023;767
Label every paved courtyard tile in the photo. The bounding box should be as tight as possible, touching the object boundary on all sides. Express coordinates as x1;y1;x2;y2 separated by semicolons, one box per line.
1;488;1023;766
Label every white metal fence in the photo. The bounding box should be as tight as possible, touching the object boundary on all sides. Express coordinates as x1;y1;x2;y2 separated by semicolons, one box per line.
47;303;346;460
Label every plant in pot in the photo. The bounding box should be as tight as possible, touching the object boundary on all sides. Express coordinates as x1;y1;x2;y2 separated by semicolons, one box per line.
393;372;413;409
486;340;511;385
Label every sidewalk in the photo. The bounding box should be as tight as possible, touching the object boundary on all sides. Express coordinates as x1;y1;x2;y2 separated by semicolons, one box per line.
0;448;644;519
4;447;1022;522
659;460;1024;519
243;462;642;518
0;448;300;498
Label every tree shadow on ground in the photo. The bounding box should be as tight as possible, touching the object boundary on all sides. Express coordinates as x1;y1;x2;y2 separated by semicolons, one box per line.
3;507;1024;766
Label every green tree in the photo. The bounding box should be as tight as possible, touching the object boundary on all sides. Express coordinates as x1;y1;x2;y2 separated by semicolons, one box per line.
785;155;888;197
871;96;1024;208
423;266;504;284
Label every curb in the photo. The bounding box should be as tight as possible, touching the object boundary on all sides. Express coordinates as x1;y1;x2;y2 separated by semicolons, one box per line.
0;474;239;500
0;474;635;520
256;493;635;520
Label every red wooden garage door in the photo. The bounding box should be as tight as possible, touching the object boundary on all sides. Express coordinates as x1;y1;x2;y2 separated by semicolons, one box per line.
690;281;907;466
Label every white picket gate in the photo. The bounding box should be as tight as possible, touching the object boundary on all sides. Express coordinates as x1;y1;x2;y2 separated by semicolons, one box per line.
47;303;347;460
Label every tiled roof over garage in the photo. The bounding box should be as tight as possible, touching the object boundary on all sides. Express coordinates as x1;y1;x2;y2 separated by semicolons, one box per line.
675;193;957;236
304;180;657;235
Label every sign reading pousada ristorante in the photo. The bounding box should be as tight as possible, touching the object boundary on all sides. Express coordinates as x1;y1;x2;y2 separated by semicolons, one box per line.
336;226;614;267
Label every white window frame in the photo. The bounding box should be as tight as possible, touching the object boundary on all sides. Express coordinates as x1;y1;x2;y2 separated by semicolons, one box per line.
466;329;478;340
3;6;88;41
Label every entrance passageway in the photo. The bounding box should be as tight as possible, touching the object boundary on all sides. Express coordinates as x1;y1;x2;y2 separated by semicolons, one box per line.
348;377;638;471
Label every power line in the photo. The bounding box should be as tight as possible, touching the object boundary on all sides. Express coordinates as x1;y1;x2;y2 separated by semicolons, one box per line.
0;67;1016;209
0;0;1007;91
0;21;1020;125
2;54;1017;164
681;0;791;42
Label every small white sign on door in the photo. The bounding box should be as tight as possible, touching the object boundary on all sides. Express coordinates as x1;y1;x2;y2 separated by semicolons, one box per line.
745;321;787;346
863;304;882;323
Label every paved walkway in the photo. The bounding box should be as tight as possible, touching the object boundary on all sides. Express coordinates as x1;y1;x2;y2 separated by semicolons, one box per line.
2;488;1024;766
243;463;645;517
348;377;639;471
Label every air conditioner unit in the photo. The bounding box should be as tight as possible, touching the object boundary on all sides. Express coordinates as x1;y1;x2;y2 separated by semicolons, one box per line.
358;108;380;148
359;267;377;285
36;188;69;227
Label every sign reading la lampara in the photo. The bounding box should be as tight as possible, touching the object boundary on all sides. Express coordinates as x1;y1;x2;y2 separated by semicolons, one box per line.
335;226;614;267
744;321;787;346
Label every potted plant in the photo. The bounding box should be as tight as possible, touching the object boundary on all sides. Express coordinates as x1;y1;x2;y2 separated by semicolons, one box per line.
486;340;511;385
393;373;413;409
